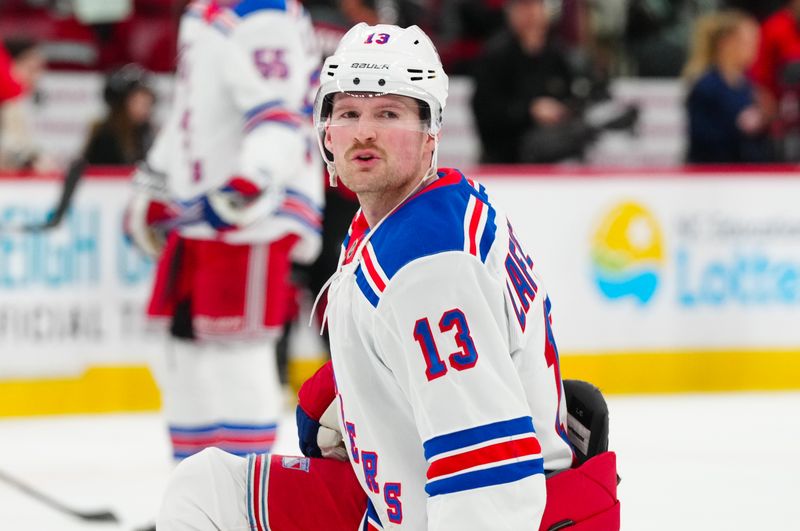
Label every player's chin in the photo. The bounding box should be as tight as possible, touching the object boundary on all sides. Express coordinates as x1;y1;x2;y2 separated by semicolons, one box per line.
339;165;382;188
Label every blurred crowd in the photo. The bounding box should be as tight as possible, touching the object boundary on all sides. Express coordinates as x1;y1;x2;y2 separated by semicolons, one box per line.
4;0;800;170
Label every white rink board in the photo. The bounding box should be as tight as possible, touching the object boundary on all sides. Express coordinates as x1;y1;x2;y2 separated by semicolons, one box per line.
479;170;800;353
2;169;800;380
0;177;158;378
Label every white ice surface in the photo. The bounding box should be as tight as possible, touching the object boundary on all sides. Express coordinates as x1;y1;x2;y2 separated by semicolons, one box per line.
0;392;798;530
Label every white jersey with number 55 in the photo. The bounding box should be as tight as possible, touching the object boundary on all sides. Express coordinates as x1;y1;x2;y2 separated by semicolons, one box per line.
146;0;323;250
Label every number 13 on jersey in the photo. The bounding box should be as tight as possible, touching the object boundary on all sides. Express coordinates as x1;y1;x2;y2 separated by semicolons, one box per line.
413;308;479;381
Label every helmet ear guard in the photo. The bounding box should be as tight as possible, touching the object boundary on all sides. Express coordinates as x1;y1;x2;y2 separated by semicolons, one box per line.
312;24;449;186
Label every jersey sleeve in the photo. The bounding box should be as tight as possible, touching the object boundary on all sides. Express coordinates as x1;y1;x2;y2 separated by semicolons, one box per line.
221;8;319;193
144;95;181;177
750;17;779;98
374;252;546;529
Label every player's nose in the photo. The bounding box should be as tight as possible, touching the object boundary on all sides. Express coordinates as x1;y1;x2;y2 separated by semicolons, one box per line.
353;117;378;143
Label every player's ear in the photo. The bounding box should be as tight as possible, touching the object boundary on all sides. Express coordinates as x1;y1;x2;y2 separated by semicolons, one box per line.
324;124;333;152
423;131;437;155
427;132;438;148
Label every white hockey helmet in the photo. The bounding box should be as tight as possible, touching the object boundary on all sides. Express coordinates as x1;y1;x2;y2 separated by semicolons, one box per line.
313;23;449;183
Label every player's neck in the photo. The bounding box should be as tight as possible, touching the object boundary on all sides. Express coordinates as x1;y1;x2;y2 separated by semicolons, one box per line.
359;174;427;227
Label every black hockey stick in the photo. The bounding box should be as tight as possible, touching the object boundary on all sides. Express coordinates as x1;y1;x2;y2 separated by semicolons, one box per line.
0;468;119;523
0;158;87;234
26;158;87;231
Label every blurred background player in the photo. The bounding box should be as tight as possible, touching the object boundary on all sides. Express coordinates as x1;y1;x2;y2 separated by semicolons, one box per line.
125;0;324;461
683;10;770;163
83;63;157;165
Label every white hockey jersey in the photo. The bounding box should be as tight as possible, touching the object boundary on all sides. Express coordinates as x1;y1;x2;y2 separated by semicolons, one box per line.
146;0;323;257
326;169;575;530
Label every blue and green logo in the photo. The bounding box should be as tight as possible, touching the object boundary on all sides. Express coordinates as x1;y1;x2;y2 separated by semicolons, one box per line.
591;201;664;304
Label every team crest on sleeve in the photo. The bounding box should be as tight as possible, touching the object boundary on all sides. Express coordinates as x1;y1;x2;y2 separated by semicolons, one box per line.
281;456;311;472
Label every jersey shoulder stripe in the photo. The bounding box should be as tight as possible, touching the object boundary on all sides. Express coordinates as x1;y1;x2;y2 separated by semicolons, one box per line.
354;168;497;307
422;416;543;497
276;188;323;232
233;0;288;17
244;100;304;132
354;264;381;307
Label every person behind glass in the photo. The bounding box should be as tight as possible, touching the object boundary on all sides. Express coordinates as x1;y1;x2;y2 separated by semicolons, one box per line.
683;10;769;163
749;0;800;159
471;0;576;163
83;64;156;165
0;41;24;104
0;37;55;171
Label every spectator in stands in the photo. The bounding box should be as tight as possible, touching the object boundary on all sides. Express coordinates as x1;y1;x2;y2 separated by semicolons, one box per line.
83;64;156;165
724;0;785;22
435;0;506;75
471;0;641;164
684;10;770;163
471;0;578;163
750;0;800;159
0;42;24;104
625;0;717;78
0;37;56;171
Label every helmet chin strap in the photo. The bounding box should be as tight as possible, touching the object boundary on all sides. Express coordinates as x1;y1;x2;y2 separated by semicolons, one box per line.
326;162;338;187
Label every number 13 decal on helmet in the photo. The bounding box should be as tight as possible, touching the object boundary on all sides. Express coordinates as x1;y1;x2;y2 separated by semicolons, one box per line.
364;33;390;44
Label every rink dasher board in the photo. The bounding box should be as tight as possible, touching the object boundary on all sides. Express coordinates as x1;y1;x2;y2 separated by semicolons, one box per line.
1;169;799;415
0;176;161;415
474;167;800;393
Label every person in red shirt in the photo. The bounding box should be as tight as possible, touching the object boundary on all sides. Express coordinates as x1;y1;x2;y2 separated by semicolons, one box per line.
0;42;23;103
750;0;800;121
0;38;56;171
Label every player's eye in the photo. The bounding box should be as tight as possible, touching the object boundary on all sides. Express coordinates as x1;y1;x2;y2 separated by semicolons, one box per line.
335;110;359;120
378;110;400;119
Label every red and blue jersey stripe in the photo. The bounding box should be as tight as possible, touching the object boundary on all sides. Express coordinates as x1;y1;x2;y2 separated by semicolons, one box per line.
244;100;304;132
169;421;277;459
188;0;300;34
423;416;543;497
341;211;370;265
544;295;573;452
344;169;498;308
276;188;322;233
360;499;383;531
247;453;270;531
234;0;288;17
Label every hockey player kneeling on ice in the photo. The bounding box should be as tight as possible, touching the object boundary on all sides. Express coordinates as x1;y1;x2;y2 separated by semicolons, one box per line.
157;362;619;530
158;22;619;529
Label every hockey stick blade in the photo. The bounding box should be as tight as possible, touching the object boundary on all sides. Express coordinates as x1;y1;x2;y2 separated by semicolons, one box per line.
0;468;119;523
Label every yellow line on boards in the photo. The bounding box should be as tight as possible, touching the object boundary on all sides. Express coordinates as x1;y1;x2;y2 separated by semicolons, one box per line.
561;349;800;394
0;366;161;417
0;349;799;416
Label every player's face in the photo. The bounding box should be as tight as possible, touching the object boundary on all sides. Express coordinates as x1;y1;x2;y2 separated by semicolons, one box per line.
324;93;435;197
